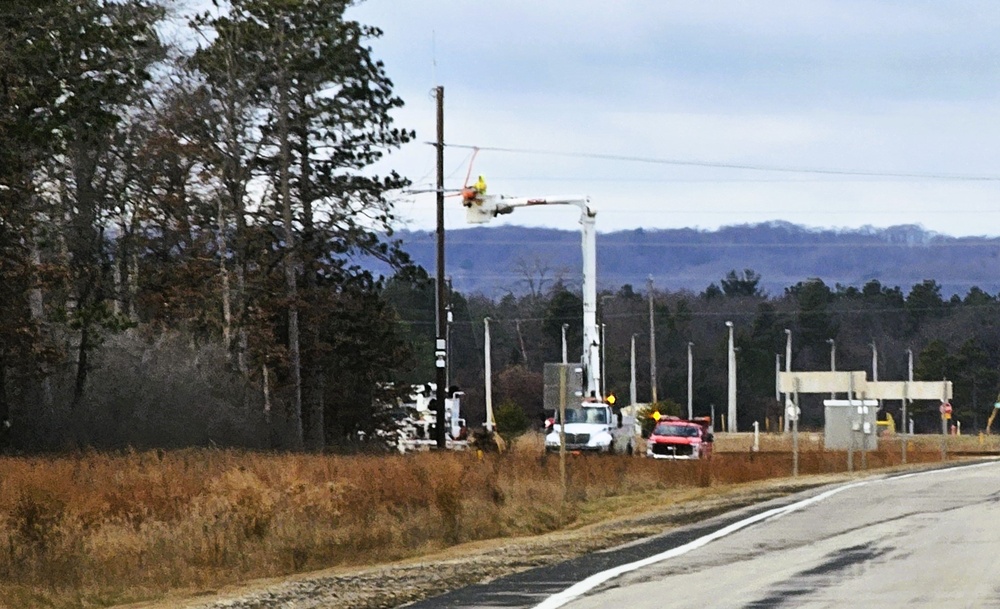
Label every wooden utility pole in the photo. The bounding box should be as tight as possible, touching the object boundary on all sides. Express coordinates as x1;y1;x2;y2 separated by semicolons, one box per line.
435;86;447;448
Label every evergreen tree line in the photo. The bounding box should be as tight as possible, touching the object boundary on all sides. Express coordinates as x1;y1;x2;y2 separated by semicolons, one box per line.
0;0;418;451
387;270;1000;435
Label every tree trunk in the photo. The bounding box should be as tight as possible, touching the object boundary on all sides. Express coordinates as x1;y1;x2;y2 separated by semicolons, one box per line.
216;197;232;352
68;137;101;413
298;104;324;451
277;41;304;449
128;247;139;322
29;227;53;412
71;322;90;410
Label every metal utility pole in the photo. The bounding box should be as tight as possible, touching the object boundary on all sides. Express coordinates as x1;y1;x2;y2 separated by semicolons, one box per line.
445;304;453;388
648;275;657;403
775;353;781;404
906;347;913;432
871;341;881;413
599;294;614;398
827;338;836;400
687;342;694;419
940;379;949;462
600;323;606;397
434;86;447;448
784;329;792;432
559;361;567;498
561;323;568;364
792;378;800;476
726;321;736;432
902;347;912;463
630;334;637;405
484;318;494;431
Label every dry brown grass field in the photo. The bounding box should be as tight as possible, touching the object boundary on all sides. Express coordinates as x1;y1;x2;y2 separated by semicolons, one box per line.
0;433;988;609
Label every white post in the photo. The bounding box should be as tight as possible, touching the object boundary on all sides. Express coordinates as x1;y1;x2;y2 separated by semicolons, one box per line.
827;338;836;400
629;334;637;406
484;318;494;432
727;321;737;433
861;391;869;470
752;420;760;452
905;347;913;433
848;373;855;472
687;341;694;420
903;347;912;463
872;342;878;384
793;378;800;477
446;306;453;388
784;329;792;433
601;323;607;398
561;323;568;364
871;341;881;412
775;353;781;403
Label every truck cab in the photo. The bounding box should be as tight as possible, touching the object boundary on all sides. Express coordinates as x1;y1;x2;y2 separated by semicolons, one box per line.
646;416;714;459
544;403;635;454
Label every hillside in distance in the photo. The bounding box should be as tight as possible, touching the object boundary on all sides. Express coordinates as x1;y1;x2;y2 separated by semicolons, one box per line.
392;222;1000;298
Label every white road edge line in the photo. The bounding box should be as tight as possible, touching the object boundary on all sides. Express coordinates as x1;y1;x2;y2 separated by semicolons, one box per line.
531;460;999;609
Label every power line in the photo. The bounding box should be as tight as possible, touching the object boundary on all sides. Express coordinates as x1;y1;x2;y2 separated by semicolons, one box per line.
396;239;1000;248
400;199;1000;216
436;143;1000;182
396;301;1000;327
459;175;1000;184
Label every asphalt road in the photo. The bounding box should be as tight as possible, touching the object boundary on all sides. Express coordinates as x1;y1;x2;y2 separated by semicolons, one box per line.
405;460;1000;609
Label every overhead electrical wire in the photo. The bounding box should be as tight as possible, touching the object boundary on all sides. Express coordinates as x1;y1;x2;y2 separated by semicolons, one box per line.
395;300;1000;327
434;143;1000;183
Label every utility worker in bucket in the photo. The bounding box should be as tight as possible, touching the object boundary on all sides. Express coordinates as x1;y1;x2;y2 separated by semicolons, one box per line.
461;175;487;206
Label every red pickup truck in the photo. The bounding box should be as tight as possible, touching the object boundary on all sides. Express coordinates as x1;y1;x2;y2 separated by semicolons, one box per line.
645;416;714;460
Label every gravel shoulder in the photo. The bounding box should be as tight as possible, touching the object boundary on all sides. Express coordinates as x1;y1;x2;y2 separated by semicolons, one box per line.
117;464;963;609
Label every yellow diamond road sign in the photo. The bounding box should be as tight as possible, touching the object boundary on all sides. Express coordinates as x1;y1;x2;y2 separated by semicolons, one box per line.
652;410;661;421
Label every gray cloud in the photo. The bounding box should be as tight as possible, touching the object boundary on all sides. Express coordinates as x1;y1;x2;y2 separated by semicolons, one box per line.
348;1;1000;236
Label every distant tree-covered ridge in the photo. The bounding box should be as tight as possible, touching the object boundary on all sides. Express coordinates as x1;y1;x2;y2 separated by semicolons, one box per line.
390;222;1000;298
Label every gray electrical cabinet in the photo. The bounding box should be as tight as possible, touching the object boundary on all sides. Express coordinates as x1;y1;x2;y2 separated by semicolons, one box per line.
824;399;879;450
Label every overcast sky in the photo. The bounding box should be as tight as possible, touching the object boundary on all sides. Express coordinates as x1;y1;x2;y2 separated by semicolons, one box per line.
346;0;1000;237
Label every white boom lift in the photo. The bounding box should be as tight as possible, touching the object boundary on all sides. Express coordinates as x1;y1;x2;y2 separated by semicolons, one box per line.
462;179;602;398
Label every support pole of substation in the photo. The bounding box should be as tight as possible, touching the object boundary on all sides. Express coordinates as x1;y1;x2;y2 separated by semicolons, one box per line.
727;321;736;433
861;391;868;470
793;378;800;477
903;348;911;464
848;373;855;473
687;342;694;420
559;363;567;499
434;86;447;448
630;334;637;406
484;318;494;432
784;329;792;433
648;276;657;404
941;378;949;462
